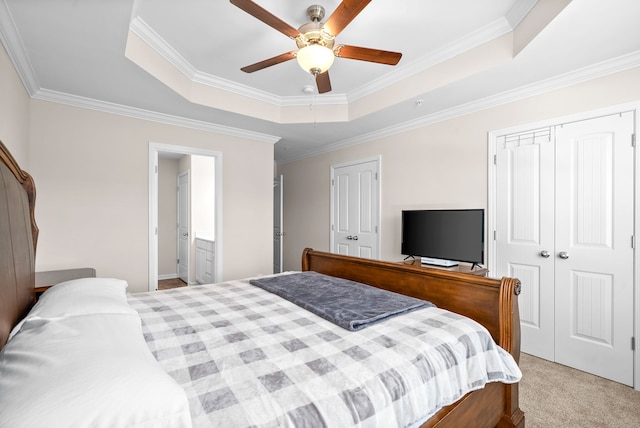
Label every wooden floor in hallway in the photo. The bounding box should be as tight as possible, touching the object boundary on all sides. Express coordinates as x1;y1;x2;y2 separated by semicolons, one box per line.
158;278;188;290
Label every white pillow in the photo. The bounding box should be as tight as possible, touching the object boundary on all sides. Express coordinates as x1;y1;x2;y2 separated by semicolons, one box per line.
34;277;134;317
0;313;192;428
9;277;136;340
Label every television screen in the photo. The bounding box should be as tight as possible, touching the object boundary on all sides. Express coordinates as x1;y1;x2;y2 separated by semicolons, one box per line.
401;209;484;265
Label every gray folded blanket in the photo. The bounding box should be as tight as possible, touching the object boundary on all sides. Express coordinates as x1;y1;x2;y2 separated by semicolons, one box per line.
249;271;434;331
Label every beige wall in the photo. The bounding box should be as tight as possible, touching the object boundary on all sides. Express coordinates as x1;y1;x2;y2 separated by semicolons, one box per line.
4;35;640;290
277;66;640;271
28;100;273;292
0;46;273;293
0;43;30;167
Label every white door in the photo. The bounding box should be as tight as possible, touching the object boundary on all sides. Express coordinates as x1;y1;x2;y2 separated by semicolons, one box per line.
553;114;634;385
495;112;635;386
331;158;380;259
495;128;556;361
177;172;189;284
273;175;283;274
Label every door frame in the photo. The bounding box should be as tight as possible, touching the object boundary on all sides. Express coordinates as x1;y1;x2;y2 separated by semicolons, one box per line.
487;101;639;390
330;155;381;259
148;142;223;292
273;175;283;274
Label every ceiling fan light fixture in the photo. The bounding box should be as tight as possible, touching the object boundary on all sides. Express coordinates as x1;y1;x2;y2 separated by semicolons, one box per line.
232;0;402;94
296;44;335;75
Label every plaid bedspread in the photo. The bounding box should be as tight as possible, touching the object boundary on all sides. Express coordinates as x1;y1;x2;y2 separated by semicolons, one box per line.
128;275;521;428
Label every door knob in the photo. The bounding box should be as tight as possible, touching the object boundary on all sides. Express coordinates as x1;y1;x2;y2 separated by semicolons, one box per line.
352;236;358;240
346;236;353;240
540;250;550;258
558;251;569;259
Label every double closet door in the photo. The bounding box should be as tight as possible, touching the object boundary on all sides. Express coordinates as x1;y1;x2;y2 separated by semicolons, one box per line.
495;112;635;386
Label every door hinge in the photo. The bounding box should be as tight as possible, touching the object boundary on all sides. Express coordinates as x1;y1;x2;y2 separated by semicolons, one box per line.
331;179;334;186
177;258;180;264
375;172;378;180
155;165;158;173
493;154;497;165
632;337;635;351
331;224;334;231
493;230;497;241
155;227;158;235
632;235;636;249
632;133;636;147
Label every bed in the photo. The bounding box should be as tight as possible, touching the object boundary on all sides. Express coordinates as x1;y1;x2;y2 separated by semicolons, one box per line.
0;139;524;428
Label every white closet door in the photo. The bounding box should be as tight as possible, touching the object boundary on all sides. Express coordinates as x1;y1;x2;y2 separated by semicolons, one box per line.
495;112;635;386
331;158;379;259
554;113;634;386
496;129;556;361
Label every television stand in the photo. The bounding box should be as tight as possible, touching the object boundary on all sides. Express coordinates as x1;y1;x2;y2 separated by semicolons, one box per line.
400;259;488;276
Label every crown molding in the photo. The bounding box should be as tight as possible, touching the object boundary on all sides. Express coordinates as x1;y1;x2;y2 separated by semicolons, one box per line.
346;0;538;103
2;0;536;112
0;0;39;94
32;88;281;144
277;50;640;164
128;16;194;80
131;15;512;110
130;17;348;108
346;17;513;103
130;13;514;115
129;3;534;108
129;17;285;106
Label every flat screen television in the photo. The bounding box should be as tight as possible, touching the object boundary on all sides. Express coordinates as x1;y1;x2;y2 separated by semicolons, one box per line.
401;209;484;267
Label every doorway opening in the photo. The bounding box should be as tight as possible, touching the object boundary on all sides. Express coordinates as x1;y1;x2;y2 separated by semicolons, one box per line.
149;142;223;292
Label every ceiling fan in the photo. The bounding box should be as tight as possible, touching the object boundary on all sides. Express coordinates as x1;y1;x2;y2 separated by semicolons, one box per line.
230;0;402;94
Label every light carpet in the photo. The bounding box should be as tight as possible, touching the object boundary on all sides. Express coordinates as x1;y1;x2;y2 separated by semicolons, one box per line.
519;353;640;427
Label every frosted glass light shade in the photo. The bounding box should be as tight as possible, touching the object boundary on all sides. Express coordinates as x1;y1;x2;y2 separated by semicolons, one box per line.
296;45;335;74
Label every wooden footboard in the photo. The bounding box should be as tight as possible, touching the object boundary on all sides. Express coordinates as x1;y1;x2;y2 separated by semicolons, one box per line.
301;248;525;428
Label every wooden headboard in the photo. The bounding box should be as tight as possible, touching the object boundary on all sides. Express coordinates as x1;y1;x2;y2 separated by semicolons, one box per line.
0;140;38;347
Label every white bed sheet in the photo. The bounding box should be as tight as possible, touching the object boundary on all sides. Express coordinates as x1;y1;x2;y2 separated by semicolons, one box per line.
128;275;522;428
0;313;192;428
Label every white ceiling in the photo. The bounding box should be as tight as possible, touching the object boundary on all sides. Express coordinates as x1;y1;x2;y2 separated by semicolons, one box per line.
1;0;639;164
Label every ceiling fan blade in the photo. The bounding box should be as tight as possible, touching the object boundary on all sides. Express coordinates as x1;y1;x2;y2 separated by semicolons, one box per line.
241;52;296;73
335;45;402;65
230;0;300;39
316;71;332;94
324;0;371;36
